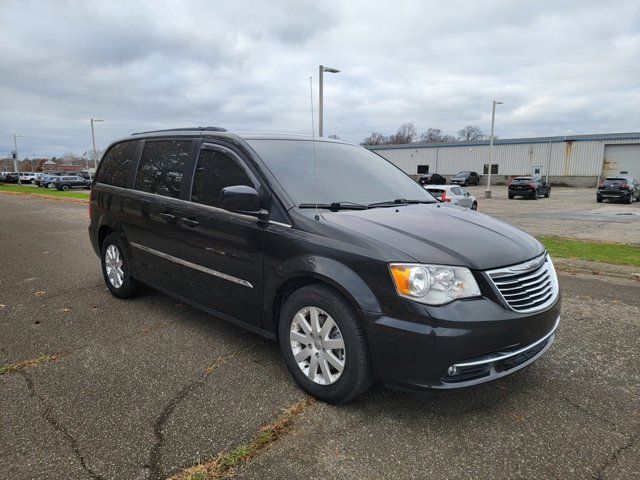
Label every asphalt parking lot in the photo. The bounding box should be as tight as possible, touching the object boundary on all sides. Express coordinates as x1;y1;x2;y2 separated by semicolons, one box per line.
1;193;639;480
464;186;640;244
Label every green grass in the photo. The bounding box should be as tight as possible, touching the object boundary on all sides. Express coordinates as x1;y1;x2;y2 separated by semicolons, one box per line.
538;236;640;267
0;184;89;200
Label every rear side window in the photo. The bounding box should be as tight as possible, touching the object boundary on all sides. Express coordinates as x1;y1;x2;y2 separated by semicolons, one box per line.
135;140;191;198
97;141;138;188
191;149;253;208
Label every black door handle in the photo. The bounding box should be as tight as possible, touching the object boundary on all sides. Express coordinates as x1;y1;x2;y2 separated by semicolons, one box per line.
180;217;199;227
159;212;176;222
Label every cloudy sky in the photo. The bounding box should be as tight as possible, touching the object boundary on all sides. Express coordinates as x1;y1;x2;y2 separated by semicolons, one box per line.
1;0;639;157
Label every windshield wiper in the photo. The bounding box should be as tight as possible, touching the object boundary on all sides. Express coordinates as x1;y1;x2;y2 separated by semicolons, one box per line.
368;198;434;208
298;201;368;211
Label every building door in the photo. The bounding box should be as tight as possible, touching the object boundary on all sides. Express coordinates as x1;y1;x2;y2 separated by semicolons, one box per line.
603;144;640;178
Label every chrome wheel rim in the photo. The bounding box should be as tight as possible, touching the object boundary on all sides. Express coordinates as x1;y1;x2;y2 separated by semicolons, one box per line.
290;307;346;385
105;244;124;289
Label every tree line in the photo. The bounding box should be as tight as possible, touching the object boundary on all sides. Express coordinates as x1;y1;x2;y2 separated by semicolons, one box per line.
360;123;486;146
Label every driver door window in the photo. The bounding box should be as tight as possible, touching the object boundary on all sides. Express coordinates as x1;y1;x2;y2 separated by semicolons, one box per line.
191;149;253;208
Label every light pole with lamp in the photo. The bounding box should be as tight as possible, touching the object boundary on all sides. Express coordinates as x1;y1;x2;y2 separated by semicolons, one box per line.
90;118;104;172
13;134;23;185
485;100;503;198
318;65;340;137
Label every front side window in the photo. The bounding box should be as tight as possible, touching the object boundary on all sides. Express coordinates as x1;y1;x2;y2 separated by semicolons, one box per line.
135;140;191;198
246;140;434;206
191;148;253;208
97;141;138;188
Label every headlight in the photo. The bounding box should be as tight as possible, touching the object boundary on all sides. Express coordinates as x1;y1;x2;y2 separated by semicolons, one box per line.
389;263;481;305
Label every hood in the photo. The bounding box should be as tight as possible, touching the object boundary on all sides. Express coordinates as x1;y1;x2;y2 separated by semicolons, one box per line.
320;204;543;270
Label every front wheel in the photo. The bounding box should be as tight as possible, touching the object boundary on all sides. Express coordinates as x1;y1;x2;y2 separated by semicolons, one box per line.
279;284;372;403
471;201;478;210
508;193;514;199
101;233;140;299
61;185;70;191
545;189;550;198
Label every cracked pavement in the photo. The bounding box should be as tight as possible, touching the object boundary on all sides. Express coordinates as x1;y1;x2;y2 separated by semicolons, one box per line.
1;193;639;479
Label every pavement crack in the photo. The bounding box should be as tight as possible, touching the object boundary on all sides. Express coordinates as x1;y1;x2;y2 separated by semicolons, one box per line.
591;430;640;479
169;397;315;480
147;350;241;480
19;371;106;480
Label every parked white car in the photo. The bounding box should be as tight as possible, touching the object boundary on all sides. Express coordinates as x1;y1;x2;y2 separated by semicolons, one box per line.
19;172;37;183
425;185;478;210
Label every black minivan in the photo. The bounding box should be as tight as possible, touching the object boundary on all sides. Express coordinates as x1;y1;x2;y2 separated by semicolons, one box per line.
89;127;561;403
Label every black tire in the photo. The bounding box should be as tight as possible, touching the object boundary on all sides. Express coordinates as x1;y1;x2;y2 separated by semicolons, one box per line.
545;189;550;198
101;233;140;299
61;184;70;191
278;284;372;404
531;190;538;199
629;194;633;205
508;193;514;199
471;201;478;210
597;197;603;203
463;180;468;187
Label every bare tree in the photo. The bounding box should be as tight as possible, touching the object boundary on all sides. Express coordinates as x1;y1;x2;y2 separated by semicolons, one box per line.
419;128;443;143
360;132;389;146
457;125;484;141
388;122;417;144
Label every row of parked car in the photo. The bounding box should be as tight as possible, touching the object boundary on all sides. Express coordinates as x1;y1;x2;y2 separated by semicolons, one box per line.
0;171;92;190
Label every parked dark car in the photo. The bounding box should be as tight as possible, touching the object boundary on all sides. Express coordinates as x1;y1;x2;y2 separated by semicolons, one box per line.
508;176;551;199
418;173;446;185
40;175;61;188
89;127;561;403
51;175;92;190
597;176;639;204
1;172;19;183
450;171;480;186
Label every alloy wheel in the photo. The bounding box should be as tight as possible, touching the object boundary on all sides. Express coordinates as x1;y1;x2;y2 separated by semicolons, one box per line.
289;306;346;385
105;244;124;289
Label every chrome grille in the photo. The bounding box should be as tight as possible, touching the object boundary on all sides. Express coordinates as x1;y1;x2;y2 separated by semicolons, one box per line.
487;254;559;313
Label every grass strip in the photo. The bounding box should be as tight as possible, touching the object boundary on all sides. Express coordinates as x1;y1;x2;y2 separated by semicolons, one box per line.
171;398;315;480
0;184;89;200
0;354;62;375
538;236;640;267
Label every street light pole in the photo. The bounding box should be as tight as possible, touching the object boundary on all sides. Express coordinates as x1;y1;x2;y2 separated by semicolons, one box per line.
91;118;104;171
318;65;340;137
13;134;23;185
485;100;503;198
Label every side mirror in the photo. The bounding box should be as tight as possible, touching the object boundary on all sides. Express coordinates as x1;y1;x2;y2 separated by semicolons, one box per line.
220;185;261;215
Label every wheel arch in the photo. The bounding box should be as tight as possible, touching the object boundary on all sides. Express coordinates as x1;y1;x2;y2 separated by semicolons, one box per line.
265;255;382;336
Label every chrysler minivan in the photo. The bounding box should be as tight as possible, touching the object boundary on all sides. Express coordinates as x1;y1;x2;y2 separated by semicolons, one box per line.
89;127;561;403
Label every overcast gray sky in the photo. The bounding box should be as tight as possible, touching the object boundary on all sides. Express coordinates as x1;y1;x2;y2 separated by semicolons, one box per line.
1;0;639;157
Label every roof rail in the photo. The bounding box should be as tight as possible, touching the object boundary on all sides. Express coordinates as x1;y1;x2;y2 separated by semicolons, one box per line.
131;126;227;135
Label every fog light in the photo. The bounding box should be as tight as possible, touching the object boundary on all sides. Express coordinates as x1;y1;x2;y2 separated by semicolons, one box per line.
447;366;458;376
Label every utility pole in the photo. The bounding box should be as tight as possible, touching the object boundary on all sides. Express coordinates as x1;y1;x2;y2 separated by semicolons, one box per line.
485;100;503;198
318;65;340;137
13;134;23;184
90;118;104;171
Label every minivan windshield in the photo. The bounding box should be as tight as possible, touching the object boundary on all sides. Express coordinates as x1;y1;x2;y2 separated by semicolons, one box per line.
246;140;435;207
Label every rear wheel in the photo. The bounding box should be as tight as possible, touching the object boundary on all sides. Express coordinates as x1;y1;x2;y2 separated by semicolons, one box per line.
61;185;70;191
101;233;140;299
279;284;372;403
545;189;550;198
597;197;603;203
471;201;478;210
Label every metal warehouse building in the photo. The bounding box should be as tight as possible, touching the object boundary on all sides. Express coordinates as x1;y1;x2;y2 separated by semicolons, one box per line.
369;132;640;187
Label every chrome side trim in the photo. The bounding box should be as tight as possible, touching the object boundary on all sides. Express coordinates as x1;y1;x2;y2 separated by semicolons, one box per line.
268;220;292;228
453;316;560;368
130;242;253;288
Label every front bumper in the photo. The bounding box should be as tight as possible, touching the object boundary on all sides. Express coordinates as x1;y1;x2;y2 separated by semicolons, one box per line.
363;292;561;391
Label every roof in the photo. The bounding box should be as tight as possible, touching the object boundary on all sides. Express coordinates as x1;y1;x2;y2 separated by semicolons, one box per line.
369;132;640;150
43;159;57;164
